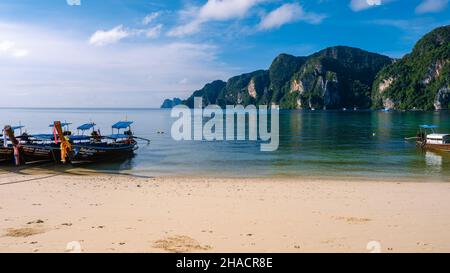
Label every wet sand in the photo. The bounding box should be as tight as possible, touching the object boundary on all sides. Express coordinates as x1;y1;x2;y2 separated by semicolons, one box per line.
0;170;450;253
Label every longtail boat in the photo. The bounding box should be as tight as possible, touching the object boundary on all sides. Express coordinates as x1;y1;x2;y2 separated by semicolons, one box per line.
18;123;74;164
0;126;25;164
2;124;62;165
2;122;74;165
2;121;149;165
416;125;450;152
54;121;149;164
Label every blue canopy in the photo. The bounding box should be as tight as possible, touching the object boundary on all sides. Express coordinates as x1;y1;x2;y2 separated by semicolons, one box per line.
420;125;439;129
69;135;91;141
112;121;133;129
49;122;72;128
106;134;130;139
30;134;90;141
31;134;55;140
11;125;25;131
77;123;96;131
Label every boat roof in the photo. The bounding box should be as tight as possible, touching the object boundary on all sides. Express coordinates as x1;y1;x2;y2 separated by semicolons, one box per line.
77;123;96;131
69;135;91;141
106;134;130;139
1;125;24;132
49;122;72;128
11;125;25;130
30;134;91;141
112;121;133;129
420;125;439;129
31;134;54;140
427;134;450;139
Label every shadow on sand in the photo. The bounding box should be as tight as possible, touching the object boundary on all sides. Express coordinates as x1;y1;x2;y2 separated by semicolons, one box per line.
0;156;153;186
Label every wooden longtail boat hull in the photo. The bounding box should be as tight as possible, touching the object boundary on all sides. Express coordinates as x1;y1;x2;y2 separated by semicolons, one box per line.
70;142;137;164
0;147;14;163
2;142;137;165
21;144;61;164
0;141;136;165
417;141;450;152
0;145;59;165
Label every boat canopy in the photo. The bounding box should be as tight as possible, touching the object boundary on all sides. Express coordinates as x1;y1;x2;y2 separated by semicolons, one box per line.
30;134;91;141
420;125;439;129
427;134;450;140
31;134;55;140
11;125;25;131
1;125;24;132
112;121;133;129
1;125;24;138
69;135;91;141
106;134;130;139
49;122;72;128
77;123;96;131
426;134;450;144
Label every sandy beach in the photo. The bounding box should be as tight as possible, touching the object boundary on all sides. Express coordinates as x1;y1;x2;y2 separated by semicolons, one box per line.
0;168;449;253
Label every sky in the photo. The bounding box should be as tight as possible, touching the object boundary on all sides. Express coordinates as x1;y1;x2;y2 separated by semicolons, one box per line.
0;0;449;108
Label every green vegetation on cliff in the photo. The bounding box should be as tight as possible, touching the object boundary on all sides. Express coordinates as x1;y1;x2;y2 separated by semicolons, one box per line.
285;46;392;109
160;98;182;108
172;25;449;111
373;25;450;110
184;80;226;108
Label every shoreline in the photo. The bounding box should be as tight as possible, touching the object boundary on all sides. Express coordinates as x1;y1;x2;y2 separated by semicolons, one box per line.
1;173;450;253
1;165;449;183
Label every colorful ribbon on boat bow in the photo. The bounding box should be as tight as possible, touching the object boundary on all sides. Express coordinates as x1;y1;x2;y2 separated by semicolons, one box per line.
13;144;21;166
60;136;72;164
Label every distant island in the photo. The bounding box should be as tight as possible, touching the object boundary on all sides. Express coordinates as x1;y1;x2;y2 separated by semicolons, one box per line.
162;25;449;111
160;98;182;109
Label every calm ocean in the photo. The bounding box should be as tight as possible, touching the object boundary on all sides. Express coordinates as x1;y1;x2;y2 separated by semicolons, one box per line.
1;108;449;181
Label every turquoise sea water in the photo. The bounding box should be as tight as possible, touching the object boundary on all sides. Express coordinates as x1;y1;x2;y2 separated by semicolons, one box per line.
0;108;449;181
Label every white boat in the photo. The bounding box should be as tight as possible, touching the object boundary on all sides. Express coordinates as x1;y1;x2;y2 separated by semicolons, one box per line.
416;125;450;152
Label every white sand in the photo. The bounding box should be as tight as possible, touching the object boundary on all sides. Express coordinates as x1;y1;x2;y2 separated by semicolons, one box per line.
0;171;449;253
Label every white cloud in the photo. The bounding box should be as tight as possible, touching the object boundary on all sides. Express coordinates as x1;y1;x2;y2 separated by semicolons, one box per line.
370;18;449;41
0;40;29;58
0;40;15;51
89;25;130;46
12;49;29;57
258;3;326;30
199;0;262;21
416;0;449;14
350;0;383;12
168;0;263;37
0;22;233;107
89;20;163;45
167;20;203;37
146;24;163;38
142;12;160;25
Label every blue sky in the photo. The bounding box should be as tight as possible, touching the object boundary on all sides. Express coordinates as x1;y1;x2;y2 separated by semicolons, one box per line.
0;0;448;107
